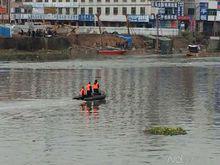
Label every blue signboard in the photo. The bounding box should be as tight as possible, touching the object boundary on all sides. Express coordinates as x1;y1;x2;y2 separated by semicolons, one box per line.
200;2;208;21
78;14;94;21
128;15;149;22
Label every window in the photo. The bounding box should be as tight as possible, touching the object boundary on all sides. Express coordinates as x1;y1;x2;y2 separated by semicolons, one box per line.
97;7;101;14
15;8;21;13
113;7;118;15
36;0;42;2
73;0;77;2
122;7;127;15
15;0;22;2
123;0;126;2
45;0;48;2
89;7;93;14
208;9;216;16
106;0;110;2
89;0;93;2
188;8;194;15
105;7;110;15
131;0;136;2
66;0;70;2
73;8;77;14
24;0;32;2
58;0;62;2
140;7;145;15
131;7;136;15
52;0;56;2
58;8;62;14
114;0;118;2
97;0;101;2
66;8;70;15
81;0;85;2
140;0;145;2
81;7;85;14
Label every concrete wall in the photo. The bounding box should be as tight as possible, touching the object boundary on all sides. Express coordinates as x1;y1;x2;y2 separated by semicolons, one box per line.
0;37;71;51
79;26;179;36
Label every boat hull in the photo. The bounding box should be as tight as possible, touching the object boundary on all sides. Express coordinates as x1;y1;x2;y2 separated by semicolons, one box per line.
73;94;106;101
98;49;127;55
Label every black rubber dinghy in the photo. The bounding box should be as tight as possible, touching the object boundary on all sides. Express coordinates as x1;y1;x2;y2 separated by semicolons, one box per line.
73;92;106;101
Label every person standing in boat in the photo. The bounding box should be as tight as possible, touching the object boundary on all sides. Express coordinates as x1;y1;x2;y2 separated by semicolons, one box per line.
80;86;86;98
93;80;100;94
86;82;92;97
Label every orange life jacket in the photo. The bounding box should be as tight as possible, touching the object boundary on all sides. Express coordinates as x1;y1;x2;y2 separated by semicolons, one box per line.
80;88;86;96
86;84;91;91
93;83;99;90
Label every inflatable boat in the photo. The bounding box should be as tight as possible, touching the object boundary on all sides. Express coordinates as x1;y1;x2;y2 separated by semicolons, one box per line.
73;92;106;101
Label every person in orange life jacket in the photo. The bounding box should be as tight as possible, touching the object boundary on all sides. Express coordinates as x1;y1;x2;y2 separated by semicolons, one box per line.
86;82;92;96
80;86;86;98
93;80;100;94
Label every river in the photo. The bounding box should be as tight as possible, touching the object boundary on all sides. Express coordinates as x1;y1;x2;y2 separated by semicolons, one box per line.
0;55;220;165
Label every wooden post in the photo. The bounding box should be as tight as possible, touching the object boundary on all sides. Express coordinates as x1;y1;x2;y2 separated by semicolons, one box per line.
155;14;159;52
125;14;130;35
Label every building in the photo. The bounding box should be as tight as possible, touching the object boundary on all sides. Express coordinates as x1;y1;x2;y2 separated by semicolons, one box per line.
10;0;154;27
184;0;220;35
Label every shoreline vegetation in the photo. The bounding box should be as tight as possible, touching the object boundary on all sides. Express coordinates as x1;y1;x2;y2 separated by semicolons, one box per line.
0;32;219;61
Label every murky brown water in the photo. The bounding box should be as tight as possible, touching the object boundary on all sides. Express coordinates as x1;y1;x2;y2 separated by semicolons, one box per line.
0;55;220;165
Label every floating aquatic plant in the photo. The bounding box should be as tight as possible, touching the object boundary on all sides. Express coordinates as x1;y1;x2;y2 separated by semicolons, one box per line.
144;126;187;136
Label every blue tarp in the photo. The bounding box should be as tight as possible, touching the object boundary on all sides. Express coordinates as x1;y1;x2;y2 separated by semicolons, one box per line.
0;26;11;38
117;34;132;47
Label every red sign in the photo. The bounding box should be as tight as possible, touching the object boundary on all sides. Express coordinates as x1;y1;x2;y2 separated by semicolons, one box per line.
0;6;7;14
178;16;190;21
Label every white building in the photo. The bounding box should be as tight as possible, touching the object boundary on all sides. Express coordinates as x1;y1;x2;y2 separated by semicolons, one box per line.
10;0;157;27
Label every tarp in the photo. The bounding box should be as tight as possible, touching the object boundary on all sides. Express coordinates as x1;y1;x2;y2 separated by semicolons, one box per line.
117;34;132;47
0;26;12;38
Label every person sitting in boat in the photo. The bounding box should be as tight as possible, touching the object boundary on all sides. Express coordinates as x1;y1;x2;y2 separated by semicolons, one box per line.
86;82;92;97
93;80;100;95
80;86;86;98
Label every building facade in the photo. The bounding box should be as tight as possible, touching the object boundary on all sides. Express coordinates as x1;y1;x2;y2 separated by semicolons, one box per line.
9;0;186;29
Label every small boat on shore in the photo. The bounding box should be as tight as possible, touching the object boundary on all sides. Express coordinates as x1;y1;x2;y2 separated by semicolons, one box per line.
97;47;127;55
186;44;200;57
73;92;106;101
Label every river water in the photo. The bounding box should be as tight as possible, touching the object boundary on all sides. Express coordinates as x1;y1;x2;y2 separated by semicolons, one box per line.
0;55;220;165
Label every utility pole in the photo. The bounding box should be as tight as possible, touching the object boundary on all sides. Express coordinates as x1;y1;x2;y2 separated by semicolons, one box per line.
155;14;159;52
125;14;130;35
8;0;10;23
95;13;103;47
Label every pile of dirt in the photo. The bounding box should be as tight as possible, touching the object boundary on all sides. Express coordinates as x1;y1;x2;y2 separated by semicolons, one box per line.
67;33;147;49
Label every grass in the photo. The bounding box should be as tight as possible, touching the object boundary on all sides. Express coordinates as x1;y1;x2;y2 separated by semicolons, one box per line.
144;126;187;136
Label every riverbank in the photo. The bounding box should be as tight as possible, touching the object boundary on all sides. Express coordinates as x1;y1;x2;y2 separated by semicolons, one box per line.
0;33;219;61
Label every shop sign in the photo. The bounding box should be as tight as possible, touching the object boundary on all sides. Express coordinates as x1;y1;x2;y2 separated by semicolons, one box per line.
13;14;78;21
159;14;177;20
128;15;149;22
78;14;94;21
200;2;208;21
0;6;6;14
151;2;178;8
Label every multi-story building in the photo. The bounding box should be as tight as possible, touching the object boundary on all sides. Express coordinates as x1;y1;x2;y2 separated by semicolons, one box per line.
10;0;154;27
184;0;220;35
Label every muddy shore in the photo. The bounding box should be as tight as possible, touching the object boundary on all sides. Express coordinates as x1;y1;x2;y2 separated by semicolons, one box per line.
0;33;219;61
